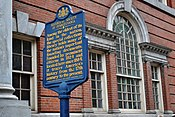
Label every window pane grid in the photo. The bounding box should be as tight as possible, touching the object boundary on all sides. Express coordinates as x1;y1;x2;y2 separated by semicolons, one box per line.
89;52;102;71
13;39;32;72
151;66;158;80
118;76;141;109
12;73;31;106
114;16;140;77
12;39;33;108
152;81;159;109
151;66;160;110
114;16;142;110
90;52;104;109
91;72;103;108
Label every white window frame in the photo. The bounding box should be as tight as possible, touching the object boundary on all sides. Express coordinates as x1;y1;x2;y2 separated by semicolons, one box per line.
151;63;164;113
89;50;108;112
12;33;37;112
113;14;146;113
106;1;148;113
158;0;167;5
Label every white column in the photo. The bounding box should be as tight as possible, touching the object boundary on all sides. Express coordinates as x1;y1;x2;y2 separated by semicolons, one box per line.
0;0;17;99
0;1;31;117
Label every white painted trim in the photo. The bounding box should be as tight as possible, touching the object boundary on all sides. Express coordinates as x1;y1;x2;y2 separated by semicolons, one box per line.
151;64;164;113
157;66;164;113
87;34;116;51
106;1;150;42
13;33;38;112
159;0;168;5
138;47;147;113
143;0;175;16
89;50;108;112
33;38;38;112
102;52;109;112
107;1;147;113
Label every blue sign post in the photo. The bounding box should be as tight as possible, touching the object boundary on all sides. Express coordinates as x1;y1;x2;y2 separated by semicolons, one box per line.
43;5;88;117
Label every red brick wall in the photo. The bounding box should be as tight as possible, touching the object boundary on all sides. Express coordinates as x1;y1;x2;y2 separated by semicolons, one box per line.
13;0;175;113
133;0;175;112
143;62;154;110
160;65;172;111
168;0;175;8
82;77;92;109
106;53;118;110
12;0;115;112
13;0;115;27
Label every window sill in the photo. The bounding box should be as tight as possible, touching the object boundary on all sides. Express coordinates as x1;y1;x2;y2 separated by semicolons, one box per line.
143;0;175;17
119;109;144;114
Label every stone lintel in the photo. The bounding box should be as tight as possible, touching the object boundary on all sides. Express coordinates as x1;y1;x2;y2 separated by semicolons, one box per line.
86;22;120;41
139;42;172;56
13;11;45;37
86;22;120;52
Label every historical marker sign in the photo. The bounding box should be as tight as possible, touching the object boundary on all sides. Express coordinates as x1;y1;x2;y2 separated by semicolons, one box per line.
43;5;88;94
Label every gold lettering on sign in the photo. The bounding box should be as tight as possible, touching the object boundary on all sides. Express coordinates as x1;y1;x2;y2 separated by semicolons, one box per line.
46;14;84;82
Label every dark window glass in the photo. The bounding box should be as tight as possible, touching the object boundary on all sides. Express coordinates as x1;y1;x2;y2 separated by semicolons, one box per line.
13;39;21;54
98;99;102;108
97;54;101;61
98;63;102;70
97;90;102;98
92;99;97;107
21;90;30;100
12;73;20;88
21;74;30;89
92;90;96;98
92;61;96;69
92;53;96;60
23;56;32;72
97;81;101;89
13;54;21;70
91;81;96;89
23;41;31;55
91;72;95;79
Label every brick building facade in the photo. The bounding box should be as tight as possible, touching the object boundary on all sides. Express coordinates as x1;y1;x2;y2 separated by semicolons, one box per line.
11;0;175;116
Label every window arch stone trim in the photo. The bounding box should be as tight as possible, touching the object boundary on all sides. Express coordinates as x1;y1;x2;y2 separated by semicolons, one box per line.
106;0;150;42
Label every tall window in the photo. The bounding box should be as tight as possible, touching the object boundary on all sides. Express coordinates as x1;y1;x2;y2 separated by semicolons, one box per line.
12;38;36;111
89;52;106;110
113;16;141;109
151;66;160;110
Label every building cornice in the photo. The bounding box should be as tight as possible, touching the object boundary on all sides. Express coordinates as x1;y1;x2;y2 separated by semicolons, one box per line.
86;22;120;52
139;42;172;56
86;22;120;41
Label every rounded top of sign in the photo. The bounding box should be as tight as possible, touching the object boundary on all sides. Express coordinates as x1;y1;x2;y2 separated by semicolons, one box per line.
56;5;72;20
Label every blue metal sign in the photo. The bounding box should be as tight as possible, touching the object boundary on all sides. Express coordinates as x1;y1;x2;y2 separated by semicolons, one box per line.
43;5;88;94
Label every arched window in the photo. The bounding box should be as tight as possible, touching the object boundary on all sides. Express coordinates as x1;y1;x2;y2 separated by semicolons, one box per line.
113;15;142;109
113;16;140;77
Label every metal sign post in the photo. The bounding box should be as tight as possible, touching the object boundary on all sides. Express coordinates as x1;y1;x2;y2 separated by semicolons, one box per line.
43;5;88;117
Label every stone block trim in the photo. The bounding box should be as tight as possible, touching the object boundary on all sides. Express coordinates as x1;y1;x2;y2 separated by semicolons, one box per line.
13;11;45;37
